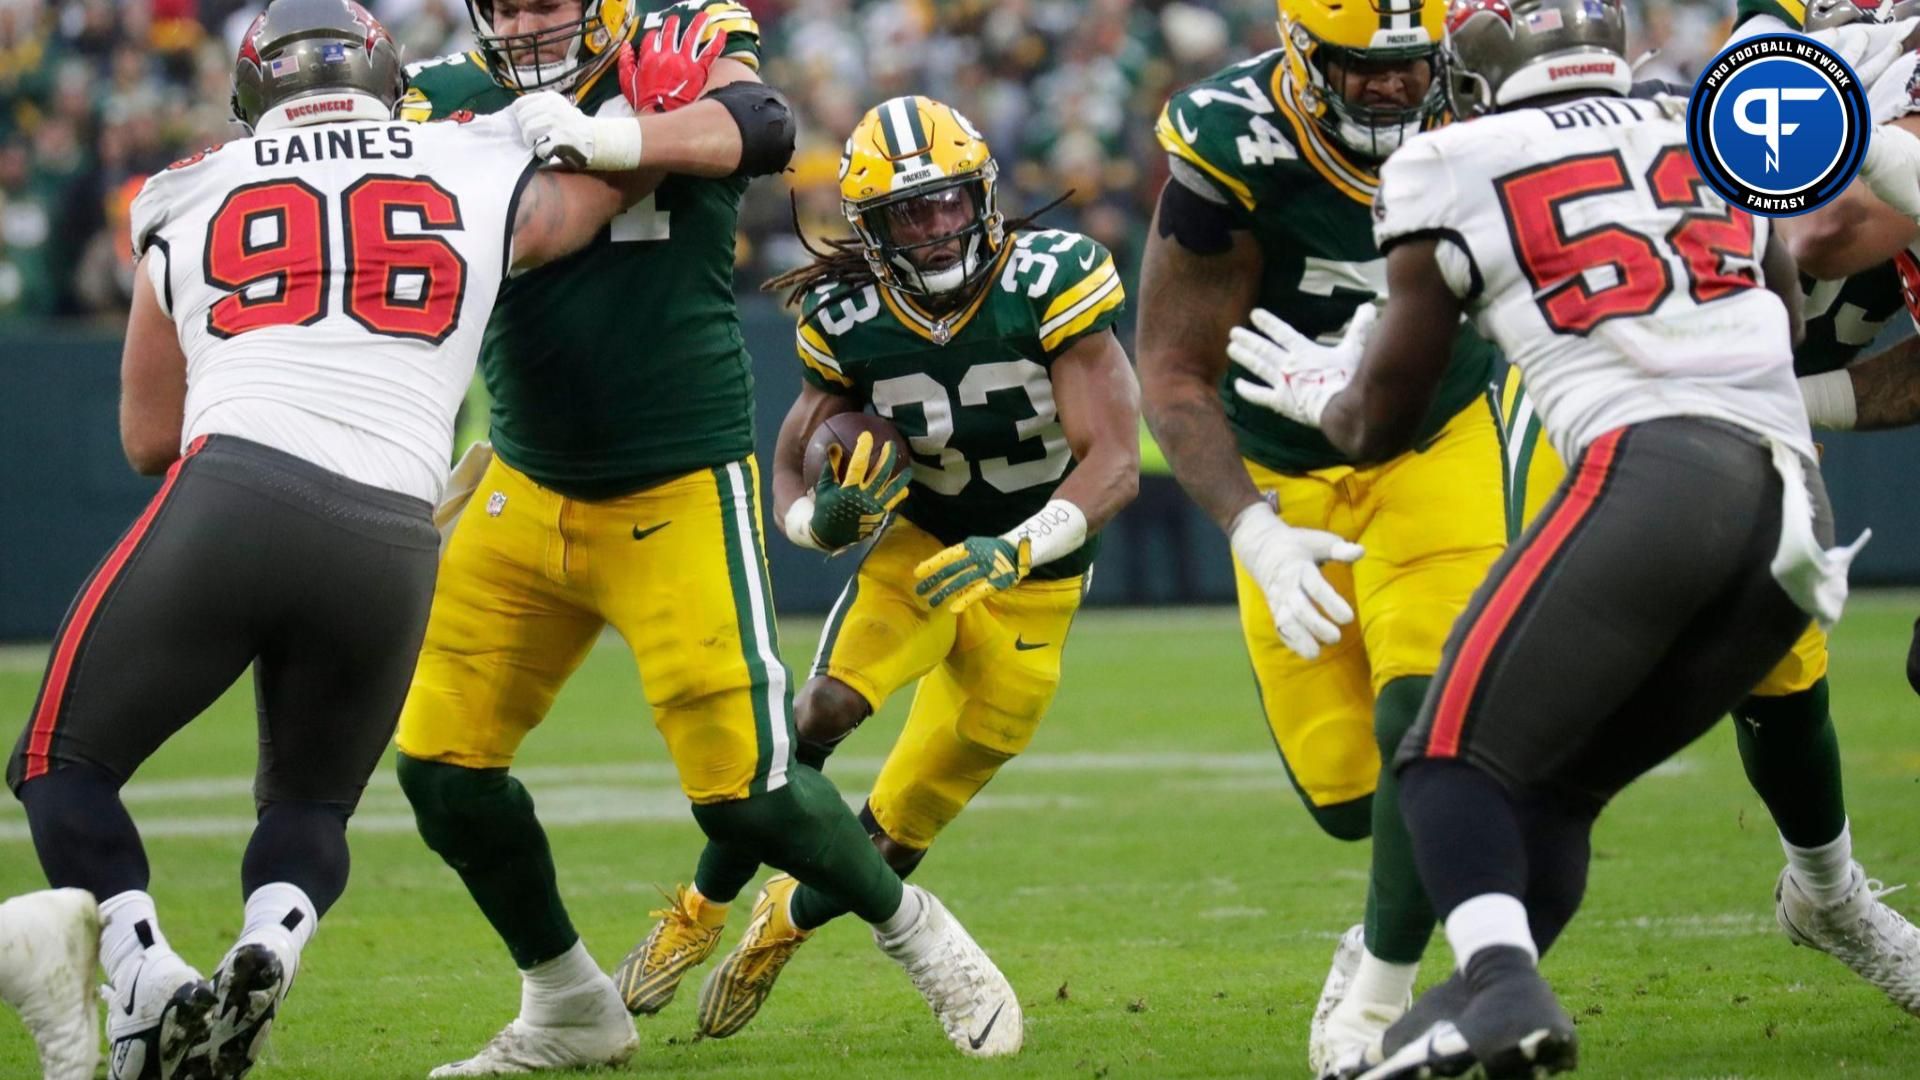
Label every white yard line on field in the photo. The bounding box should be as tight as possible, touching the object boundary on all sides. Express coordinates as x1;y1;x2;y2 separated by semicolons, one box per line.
0;750;1259;842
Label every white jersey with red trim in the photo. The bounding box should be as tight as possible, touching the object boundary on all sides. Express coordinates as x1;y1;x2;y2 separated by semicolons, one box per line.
129;110;536;503
1372;94;1814;464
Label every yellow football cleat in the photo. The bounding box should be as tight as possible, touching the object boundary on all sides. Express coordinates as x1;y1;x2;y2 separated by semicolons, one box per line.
613;885;727;1016
695;875;814;1038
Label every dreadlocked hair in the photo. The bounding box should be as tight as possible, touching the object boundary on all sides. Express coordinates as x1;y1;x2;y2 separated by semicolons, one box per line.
764;189;1074;314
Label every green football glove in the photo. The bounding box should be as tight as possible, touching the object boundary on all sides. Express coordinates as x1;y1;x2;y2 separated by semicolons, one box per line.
914;535;1031;613
809;432;911;551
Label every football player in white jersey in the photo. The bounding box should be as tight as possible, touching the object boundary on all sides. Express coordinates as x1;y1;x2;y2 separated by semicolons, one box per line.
0;1;768;1076
1227;0;1867;1074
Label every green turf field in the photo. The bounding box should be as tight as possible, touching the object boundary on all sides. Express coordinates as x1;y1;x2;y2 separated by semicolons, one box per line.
3;594;1919;1079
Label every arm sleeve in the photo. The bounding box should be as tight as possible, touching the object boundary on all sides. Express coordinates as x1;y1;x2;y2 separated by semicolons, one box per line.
1731;0;1803;32
655;0;763;69
128;174;176;316
1373;138;1481;301
1032;234;1126;359
1152;97;1257;215
794;298;856;393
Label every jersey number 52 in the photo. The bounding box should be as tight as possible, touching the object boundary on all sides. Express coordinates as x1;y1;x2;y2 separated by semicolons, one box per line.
204;176;467;344
1497;147;1757;336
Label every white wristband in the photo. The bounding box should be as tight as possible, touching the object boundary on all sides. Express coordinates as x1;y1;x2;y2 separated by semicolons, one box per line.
784;495;824;551
1001;499;1088;567
586;117;644;171
1799;369;1858;431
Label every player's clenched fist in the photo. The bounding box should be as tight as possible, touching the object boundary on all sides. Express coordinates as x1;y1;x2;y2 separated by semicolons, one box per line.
1229;500;1364;661
808;432;911;552
510;91;598;168
915;537;1030;613
620;12;728;114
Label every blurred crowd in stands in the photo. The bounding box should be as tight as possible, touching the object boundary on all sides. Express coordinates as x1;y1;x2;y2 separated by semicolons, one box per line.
0;0;1733;324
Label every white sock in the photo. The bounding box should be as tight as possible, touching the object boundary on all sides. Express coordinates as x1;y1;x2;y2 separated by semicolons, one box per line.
520;940;607;1025
236;882;318;977
1784;820;1855;906
1345;948;1419;1009
99;890;179;990
1445;893;1538;972
873;885;925;941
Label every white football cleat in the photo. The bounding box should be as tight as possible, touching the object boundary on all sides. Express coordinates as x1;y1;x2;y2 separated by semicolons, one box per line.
428;977;638;1077
1776;863;1920;1015
0;888;102;1080
1319;996;1409;1079
104;947;215;1080
1308;924;1365;1075
875;886;1023;1057
1355;1019;1474;1080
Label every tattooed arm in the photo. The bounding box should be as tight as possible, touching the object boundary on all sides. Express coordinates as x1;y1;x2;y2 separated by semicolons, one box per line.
507;167;663;272
1135;187;1265;533
1846;339;1920;430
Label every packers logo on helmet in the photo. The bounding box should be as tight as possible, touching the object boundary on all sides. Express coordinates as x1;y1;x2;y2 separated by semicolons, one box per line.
1278;0;1447;159
464;0;636;95
840;96;1004;297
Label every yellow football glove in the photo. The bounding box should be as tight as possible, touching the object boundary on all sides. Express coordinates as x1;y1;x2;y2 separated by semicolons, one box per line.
810;432;911;551
914;535;1032;613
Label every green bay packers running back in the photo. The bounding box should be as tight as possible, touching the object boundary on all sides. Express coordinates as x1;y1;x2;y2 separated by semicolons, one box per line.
621;94;1140;1045
1137;0;1506;1070
392;4;1025;1074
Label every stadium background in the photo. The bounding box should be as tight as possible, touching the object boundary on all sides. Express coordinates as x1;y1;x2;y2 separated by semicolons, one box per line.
4;0;1920;638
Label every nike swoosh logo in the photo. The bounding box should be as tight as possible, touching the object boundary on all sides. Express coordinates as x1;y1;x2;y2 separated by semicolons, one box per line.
1175;109;1200;145
632;521;671;540
123;969;139;1015
1078;248;1097;270
1013;636;1048;651
968;1001;1005;1050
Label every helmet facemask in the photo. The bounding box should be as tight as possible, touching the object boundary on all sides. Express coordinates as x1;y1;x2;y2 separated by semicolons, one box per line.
1295;24;1445;158
465;0;632;94
847;169;1003;300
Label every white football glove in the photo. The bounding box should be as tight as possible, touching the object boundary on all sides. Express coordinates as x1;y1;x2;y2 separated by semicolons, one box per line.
1227;305;1376;429
1860;121;1920;222
511;91;596;168
1229;501;1365;661
1807;18;1919;93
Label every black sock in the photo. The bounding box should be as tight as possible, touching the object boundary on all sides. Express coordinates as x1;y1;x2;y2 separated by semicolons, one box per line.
1399;758;1528;918
243;801;352;916
18;762;149;897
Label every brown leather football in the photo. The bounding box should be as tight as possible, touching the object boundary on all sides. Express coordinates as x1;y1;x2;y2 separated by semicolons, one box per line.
803;413;913;486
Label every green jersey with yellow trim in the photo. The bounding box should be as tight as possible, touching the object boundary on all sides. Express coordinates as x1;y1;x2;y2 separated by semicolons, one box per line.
1155;50;1499;474
397;0;764;500
1734;0;1807;28
795;228;1126;580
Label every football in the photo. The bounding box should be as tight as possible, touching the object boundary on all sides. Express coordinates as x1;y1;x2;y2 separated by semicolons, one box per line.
802;412;913;487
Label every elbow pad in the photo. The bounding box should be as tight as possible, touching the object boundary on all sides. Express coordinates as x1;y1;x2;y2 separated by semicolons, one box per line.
707;82;796;178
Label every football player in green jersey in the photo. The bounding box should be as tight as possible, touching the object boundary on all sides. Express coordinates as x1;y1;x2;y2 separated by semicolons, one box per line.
623;94;1140;1046
1137;0;1510;1071
390;6;1026;1074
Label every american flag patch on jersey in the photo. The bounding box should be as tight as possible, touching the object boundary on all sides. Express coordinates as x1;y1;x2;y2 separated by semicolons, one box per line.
268;55;300;77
